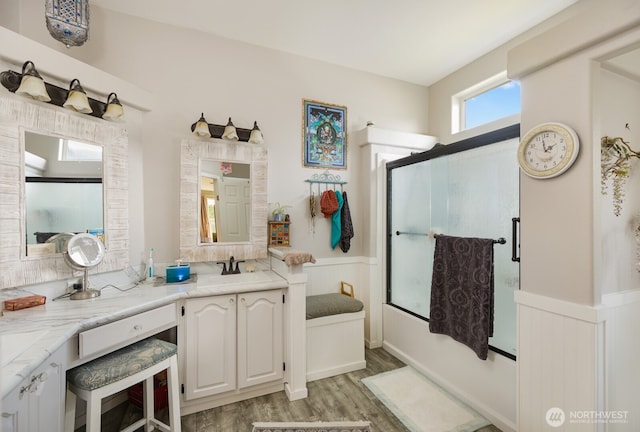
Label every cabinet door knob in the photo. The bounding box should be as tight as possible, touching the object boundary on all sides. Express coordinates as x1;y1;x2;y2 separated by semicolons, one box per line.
229;298;234;304
133;324;142;331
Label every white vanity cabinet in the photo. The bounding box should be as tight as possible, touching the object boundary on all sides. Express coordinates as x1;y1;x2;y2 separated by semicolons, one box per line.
180;289;284;410
237;290;284;389
1;348;65;432
182;293;237;399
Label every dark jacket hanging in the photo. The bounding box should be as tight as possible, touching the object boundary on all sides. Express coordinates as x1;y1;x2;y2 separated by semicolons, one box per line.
339;191;353;253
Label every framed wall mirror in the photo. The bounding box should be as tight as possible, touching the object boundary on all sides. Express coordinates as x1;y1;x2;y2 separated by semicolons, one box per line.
180;138;268;262
0;95;129;289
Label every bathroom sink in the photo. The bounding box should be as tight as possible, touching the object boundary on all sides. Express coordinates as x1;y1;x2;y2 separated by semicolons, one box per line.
0;330;48;368
196;271;284;290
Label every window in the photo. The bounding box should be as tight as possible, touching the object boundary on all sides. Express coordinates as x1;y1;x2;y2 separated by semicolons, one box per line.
58;139;102;161
453;72;520;133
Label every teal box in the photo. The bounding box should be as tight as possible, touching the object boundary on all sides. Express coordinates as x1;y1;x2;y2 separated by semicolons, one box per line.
166;264;190;283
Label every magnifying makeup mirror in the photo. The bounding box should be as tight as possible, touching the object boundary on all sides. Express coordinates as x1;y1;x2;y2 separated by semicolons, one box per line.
63;233;105;300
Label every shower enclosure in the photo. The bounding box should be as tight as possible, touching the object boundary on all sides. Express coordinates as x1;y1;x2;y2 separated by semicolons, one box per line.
386;125;520;358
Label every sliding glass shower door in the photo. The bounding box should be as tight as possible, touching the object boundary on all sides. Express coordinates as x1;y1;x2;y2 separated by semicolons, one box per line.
387;126;520;358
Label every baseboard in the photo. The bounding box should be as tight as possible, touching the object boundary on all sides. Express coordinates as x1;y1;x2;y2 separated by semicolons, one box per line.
365;338;383;349
382;341;516;432
181;382;285;416
285;383;308;401
306;360;367;382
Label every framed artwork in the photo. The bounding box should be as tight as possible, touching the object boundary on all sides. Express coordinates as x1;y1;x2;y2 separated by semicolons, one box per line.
302;99;347;169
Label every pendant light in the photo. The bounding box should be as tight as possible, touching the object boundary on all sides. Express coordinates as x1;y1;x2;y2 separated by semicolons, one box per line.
248;121;264;144
221;117;239;140
14;61;51;102
102;92;124;121
192;113;211;137
63;78;92;114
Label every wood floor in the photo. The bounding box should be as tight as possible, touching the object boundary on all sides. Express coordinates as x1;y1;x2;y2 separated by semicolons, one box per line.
101;348;502;432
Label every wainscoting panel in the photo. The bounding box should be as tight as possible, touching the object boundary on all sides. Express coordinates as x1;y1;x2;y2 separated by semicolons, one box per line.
602;290;640;432
516;291;604;431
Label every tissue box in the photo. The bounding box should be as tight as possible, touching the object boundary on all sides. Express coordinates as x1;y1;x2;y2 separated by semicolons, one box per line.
166;264;190;283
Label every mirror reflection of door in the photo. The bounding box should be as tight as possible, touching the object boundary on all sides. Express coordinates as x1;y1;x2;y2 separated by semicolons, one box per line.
200;160;251;243
216;177;251;242
200;176;218;242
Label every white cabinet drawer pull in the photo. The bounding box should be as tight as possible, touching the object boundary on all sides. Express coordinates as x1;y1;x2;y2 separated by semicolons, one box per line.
133;324;142;331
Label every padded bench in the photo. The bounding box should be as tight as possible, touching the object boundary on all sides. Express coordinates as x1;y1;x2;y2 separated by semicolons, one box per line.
306;293;366;382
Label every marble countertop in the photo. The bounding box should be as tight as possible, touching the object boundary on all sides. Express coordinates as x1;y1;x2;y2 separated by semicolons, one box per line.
0;262;287;399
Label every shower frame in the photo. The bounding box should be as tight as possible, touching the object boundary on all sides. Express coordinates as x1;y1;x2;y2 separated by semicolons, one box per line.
385;124;520;360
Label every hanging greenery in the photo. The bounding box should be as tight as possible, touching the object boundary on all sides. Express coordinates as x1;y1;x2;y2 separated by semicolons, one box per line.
601;135;640;216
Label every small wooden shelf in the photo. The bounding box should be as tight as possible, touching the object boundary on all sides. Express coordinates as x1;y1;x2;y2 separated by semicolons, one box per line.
268;221;290;247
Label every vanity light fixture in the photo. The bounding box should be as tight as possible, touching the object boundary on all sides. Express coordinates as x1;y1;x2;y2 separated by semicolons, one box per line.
249;121;264;144
192;113;212;137
1;60;123;121
63;78;93;114
222;117;239;140
102;92;124;121
13;61;51;102
189;114;263;143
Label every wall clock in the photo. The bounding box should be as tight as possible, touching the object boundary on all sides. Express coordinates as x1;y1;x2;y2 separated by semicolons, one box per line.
517;122;579;179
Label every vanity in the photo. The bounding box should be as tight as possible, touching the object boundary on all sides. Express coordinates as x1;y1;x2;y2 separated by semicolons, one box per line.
0;260;306;431
0;85;308;431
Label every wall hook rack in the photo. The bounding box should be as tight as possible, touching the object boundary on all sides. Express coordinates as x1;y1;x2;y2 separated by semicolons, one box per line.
305;170;347;193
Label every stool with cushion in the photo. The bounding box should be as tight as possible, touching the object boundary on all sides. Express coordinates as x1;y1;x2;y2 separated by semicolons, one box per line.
65;337;181;432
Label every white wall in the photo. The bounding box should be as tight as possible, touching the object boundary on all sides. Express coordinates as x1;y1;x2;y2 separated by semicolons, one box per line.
8;1;430;265
598;68;640;295
0;1;19;32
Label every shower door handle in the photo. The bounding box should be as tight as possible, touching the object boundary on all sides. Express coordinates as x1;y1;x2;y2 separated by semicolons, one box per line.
512;217;520;262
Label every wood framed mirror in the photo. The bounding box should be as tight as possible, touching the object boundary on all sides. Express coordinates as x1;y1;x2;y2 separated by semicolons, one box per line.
179;138;268;261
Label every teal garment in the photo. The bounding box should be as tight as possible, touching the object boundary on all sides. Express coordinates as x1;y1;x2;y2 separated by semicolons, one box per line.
331;190;344;249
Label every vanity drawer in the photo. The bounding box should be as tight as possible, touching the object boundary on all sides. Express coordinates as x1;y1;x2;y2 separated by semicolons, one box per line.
78;303;177;359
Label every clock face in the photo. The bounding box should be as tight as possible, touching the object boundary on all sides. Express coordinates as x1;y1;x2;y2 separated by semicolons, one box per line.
517;123;579;179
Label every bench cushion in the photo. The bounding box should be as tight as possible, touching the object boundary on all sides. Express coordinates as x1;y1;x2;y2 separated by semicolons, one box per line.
67;338;177;391
306;293;364;320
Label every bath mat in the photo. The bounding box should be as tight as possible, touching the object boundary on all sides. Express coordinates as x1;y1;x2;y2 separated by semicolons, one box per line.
252;421;372;432
361;366;489;432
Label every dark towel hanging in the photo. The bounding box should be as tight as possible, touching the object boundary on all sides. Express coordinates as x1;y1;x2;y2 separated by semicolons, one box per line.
339;191;353;253
428;235;495;360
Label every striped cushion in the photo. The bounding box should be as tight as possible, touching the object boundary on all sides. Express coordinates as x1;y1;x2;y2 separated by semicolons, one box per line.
67;338;176;391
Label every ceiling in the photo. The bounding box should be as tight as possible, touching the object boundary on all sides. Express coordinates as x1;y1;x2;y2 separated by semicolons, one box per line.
92;0;579;87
